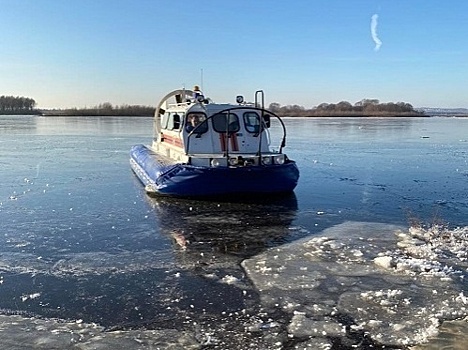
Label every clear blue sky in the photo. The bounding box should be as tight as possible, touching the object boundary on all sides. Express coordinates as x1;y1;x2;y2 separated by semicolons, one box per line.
1;0;467;109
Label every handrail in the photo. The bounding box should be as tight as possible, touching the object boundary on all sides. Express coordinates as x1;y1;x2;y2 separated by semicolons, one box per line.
255;90;264;109
185;106;287;157
255;90;265;157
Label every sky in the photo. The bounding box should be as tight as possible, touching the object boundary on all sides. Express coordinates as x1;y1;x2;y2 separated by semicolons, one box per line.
1;0;467;109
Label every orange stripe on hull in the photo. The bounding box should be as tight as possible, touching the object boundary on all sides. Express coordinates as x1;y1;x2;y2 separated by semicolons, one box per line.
219;133;239;152
219;133;227;152
162;134;183;148
230;133;239;151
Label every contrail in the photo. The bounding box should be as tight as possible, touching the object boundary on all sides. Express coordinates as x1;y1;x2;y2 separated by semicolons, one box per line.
371;14;382;51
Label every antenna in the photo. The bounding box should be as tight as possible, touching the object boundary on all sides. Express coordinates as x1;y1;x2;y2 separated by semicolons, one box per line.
200;68;204;92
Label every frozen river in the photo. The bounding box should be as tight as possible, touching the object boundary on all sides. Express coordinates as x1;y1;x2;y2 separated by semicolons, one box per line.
0;115;467;349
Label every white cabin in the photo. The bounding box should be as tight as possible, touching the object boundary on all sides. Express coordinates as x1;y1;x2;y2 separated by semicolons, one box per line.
151;89;284;168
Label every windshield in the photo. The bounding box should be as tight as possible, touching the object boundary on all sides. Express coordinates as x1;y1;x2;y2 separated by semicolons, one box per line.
185;113;208;133
212;112;240;133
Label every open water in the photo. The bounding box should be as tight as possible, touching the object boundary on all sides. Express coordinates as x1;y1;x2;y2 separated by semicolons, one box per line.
0;115;467;349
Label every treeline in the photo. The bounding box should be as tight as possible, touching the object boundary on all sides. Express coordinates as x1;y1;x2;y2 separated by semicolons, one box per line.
43;102;155;116
269;99;425;117
0;95;38;114
3;95;424;118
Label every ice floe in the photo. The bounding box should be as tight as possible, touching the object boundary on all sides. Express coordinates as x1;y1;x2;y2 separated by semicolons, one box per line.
0;250;174;277
242;221;468;348
0;315;199;349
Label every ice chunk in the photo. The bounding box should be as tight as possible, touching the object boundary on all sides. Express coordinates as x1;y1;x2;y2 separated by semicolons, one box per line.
288;313;345;338
220;274;239;285
374;256;393;269
293;338;332;349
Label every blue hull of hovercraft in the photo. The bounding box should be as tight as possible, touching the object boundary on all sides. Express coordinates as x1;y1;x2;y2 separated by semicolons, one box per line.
130;145;299;197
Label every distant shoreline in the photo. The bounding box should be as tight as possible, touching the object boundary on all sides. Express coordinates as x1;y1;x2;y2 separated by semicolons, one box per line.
41;112;426;117
2;111;467;118
40;110;153;117
40;112;151;117
282;112;427;118
0;110;42;116
3;113;468;118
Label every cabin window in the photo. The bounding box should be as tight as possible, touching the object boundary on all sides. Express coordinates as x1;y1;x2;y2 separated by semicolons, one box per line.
185;113;208;133
212;112;240;133
161;111;170;129
243;112;261;133
172;114;181;130
162;112;184;130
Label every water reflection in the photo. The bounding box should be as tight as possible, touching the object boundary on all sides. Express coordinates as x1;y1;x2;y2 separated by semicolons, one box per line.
284;117;419;144
34;116;151;136
0;115;37;134
0;115;152;136
146;194;299;264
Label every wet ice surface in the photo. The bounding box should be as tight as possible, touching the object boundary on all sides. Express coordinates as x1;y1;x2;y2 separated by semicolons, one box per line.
1;116;468;349
0;193;300;348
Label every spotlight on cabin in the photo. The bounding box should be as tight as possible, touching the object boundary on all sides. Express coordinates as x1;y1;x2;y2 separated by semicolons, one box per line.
236;95;244;104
